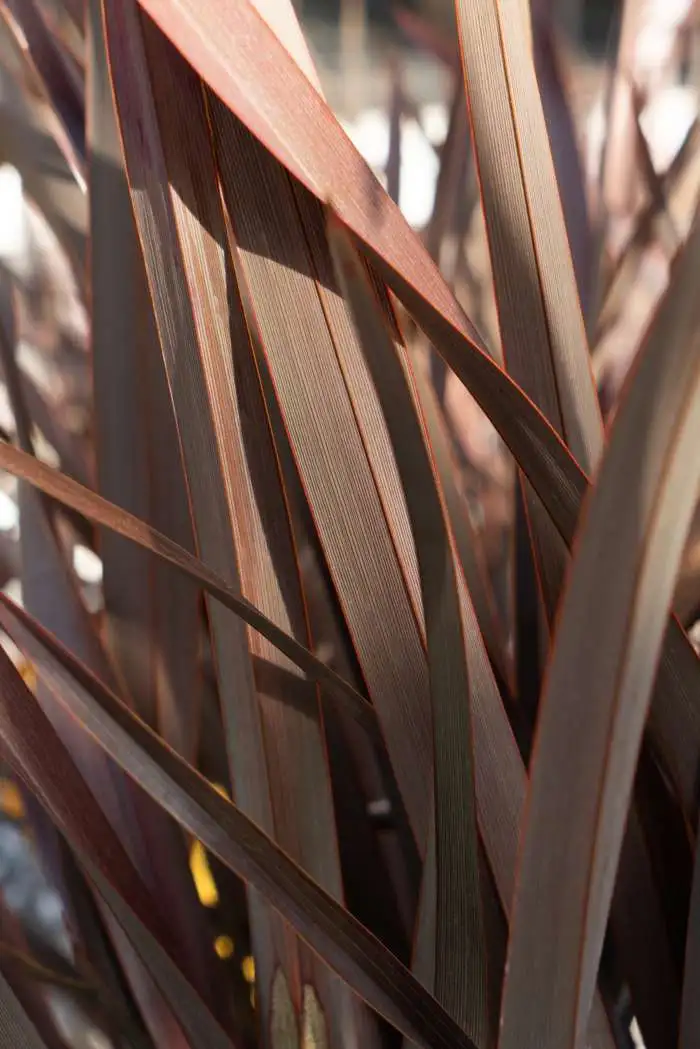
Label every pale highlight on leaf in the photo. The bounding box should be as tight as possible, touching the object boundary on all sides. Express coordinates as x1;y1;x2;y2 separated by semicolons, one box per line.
271;970;298;1049
249;0;321;91
302;986;328;1049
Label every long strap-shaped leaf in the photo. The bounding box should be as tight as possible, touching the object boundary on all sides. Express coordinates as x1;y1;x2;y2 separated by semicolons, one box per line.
87;9;222;1030
2;0;700;824
87;0;201;761
0;437;374;730
0;307;136;865
0;281;218;1047
0;596;476;1049
127;0;583;566
451;8;683;1038
0;352;696;842
0;405;604;1042
105;5;357;1031
329;217;488;1046
112;2;590;622
207;99;430;850
133;0;487;349
0;422;615;1046
531;13;592;316
378;223;700;847
0;287;188;1049
455;0;601;471
249;0;320;89
0;307;679;1049
453;0;602;627
408;344;513;696
133;13;376;1043
384;265;700;831
0;446;616;1048
499;215;700;1049
125;0;594;554
102;0;274;859
0;642;237;1049
118;5;622;719
328;219;615;1049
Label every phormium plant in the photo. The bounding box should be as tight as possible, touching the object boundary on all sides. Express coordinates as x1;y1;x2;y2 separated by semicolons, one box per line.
0;2;696;1049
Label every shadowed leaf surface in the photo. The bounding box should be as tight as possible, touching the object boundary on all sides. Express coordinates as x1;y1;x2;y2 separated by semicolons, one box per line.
0;593;478;1049
500;212;700;1049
